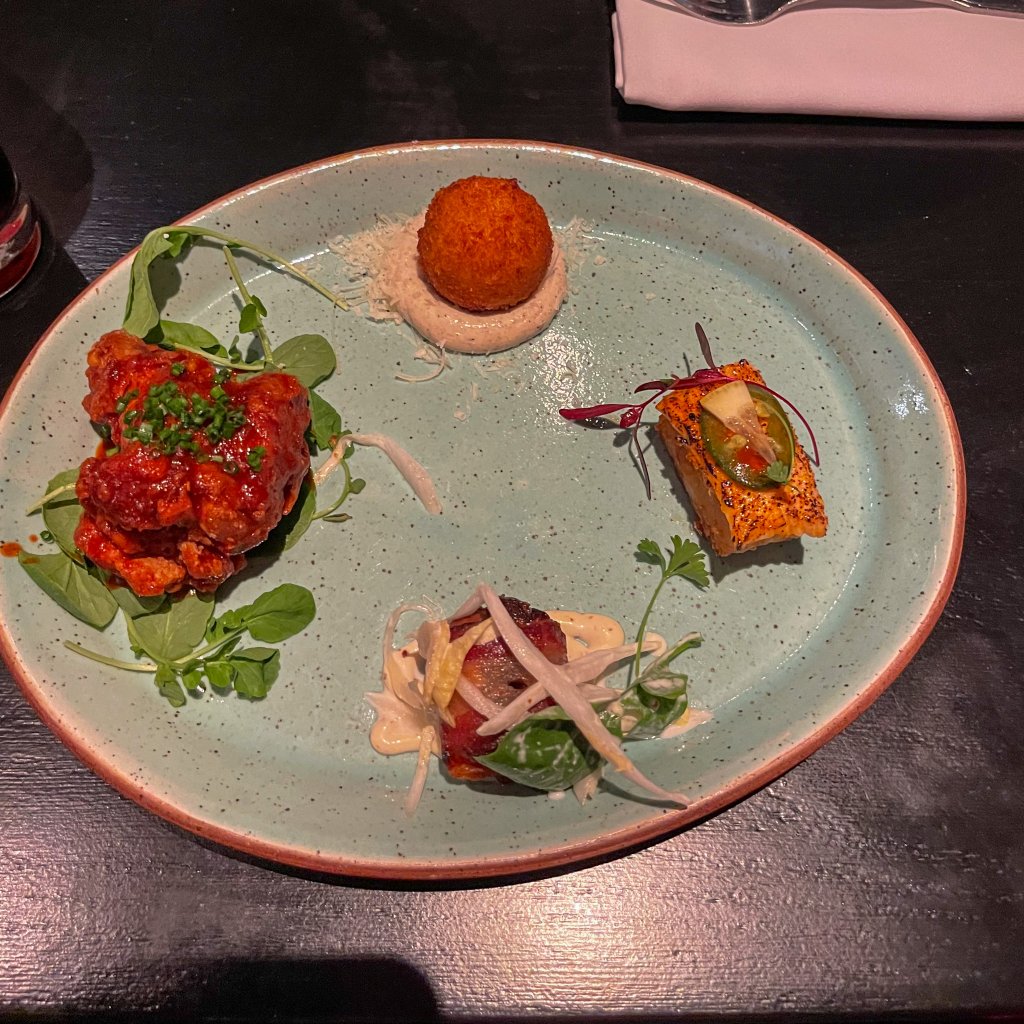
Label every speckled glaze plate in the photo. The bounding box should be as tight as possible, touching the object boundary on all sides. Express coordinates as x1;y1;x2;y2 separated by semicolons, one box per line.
0;142;964;879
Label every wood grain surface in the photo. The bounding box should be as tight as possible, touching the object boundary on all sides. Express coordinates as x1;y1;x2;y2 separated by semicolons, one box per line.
0;1;1021;1020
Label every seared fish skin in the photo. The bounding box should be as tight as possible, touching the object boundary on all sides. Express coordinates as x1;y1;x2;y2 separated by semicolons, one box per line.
656;361;827;557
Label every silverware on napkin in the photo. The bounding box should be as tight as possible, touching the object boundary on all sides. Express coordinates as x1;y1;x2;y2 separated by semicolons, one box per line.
668;0;1024;25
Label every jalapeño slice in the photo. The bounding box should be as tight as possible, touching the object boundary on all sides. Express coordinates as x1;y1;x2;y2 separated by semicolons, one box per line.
700;384;795;489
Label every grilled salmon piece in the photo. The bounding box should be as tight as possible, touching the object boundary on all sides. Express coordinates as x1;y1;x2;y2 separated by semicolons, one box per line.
656;361;826;557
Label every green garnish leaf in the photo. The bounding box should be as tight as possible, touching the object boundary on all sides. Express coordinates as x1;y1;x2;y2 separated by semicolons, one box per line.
765;459;791;484
228;647;281;699
271;334;336;389
476;707;601;791
308;391;342;452
631;536;709;681
18;551;119;630
239;298;266;335
110;587;167;619
156;319;230;359
154;664;187;708
129;592;215;662
235;584;316;644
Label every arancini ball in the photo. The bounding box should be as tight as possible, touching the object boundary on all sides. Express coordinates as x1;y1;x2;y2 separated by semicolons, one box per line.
417;176;554;312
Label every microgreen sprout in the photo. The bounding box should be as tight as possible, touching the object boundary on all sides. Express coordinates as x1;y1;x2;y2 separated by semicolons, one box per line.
559;322;819;498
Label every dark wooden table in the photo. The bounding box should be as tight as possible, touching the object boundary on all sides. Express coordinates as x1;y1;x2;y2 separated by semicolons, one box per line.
1;2;1021;1021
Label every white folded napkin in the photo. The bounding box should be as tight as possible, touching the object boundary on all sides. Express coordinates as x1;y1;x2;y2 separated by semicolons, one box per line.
613;0;1024;119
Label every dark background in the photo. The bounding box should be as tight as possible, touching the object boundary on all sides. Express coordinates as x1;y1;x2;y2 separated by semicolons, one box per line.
1;2;1022;1021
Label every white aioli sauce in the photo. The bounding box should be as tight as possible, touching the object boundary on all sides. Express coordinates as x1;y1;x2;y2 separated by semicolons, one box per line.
376;212;568;354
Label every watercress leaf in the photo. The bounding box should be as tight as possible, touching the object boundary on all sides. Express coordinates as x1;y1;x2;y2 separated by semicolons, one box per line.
251;294;268;317
45;467;80;494
271;334;336;389
234;584;315;643
259;475;317;554
635;538;667;572
157;319;229;358
238;301;262;334
42;495;83;564
308;391;342;450
204;659;236;690
18;550;118;629
182;667;207;693
111;587;167;619
130;592;215;662
124;229;178;337
154;664;187;708
765;459;790;484
230;647;280;699
476;713;601;792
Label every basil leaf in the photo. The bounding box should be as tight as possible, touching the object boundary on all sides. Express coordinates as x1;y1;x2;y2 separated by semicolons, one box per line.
308;391;342;451
271;334;336;388
156;319;229;358
18;551;118;629
234;583;315;643
230;647;280;699
476;709;601;792
154;664;187;708
130;592;215;662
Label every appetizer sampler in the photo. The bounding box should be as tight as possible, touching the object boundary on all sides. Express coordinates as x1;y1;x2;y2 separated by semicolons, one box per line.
561;325;826;558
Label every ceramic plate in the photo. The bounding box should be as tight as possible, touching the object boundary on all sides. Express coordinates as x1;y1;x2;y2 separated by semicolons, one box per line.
0;142;964;879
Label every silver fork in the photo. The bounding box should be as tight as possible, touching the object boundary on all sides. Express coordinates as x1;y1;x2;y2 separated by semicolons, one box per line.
669;0;1024;24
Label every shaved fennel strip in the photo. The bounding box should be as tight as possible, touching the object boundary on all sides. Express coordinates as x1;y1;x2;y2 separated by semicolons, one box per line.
476;585;688;806
315;432;442;514
403;726;436;817
476;638;663;738
379;600;440;691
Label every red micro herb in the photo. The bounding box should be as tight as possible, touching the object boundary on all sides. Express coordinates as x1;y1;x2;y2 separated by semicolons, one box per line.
559;322;820;499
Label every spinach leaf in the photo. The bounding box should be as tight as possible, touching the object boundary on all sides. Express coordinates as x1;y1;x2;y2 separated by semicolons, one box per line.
271;334;336;389
130;592;215;662
18;551;118;629
476;707;601;792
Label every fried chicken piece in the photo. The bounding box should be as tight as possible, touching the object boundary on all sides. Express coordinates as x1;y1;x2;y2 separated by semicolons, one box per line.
417;176;554;312
440;597;565;781
74;330;311;596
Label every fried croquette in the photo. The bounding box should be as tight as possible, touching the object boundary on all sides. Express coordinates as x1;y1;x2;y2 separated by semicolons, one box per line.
417;176;554;312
